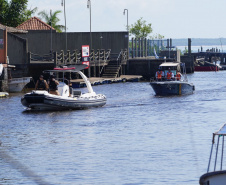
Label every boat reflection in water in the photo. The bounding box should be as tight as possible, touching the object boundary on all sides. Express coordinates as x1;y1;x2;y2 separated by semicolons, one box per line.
150;62;195;96
21;64;106;111
200;124;226;185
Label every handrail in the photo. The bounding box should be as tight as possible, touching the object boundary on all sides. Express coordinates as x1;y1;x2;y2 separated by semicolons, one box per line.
99;50;111;76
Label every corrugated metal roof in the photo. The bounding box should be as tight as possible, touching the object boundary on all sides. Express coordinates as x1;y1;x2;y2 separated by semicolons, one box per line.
16;17;55;31
0;23;27;33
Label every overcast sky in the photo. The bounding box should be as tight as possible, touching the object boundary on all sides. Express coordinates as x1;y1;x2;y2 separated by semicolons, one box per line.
27;0;226;39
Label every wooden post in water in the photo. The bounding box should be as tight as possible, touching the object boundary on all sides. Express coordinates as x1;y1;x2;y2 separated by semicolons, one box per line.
144;38;147;58
138;38;141;57
147;39;150;56
188;38;191;56
135;38;137;58
131;38;134;58
141;38;143;57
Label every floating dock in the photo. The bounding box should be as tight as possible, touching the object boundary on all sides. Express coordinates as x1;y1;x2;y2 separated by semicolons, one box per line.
71;75;142;88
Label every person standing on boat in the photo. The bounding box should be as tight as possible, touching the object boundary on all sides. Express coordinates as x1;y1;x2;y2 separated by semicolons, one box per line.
64;75;73;96
48;75;60;95
166;68;174;80
155;68;164;81
176;71;182;81
35;75;48;90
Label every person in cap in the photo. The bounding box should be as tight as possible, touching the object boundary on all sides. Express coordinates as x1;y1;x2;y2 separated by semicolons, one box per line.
48;75;60;95
35;75;48;90
166;68;174;80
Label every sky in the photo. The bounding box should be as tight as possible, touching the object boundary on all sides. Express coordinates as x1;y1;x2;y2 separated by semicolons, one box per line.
27;0;226;39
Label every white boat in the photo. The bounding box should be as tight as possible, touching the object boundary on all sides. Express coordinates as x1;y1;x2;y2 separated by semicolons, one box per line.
8;77;32;92
199;124;226;185
21;65;106;111
0;92;9;97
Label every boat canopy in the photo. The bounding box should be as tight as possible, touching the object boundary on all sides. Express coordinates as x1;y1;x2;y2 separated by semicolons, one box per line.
160;62;180;67
214;124;226;136
44;64;88;73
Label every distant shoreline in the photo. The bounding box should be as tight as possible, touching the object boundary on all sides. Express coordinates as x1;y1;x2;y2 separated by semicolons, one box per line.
172;38;226;46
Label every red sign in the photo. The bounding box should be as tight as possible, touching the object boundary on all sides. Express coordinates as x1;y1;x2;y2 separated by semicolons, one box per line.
82;61;89;69
82;45;90;69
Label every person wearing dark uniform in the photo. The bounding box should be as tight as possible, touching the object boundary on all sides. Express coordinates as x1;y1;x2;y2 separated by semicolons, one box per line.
35;75;48;90
48;75;60;95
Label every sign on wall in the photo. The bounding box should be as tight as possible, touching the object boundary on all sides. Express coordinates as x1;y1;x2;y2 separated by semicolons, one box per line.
82;45;89;69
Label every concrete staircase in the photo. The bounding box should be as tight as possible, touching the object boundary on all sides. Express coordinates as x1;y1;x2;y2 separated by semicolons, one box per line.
101;60;121;78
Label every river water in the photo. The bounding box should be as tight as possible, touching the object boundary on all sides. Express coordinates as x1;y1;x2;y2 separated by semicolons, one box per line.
1;71;226;185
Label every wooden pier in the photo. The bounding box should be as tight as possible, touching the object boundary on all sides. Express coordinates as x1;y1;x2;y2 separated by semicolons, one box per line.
70;75;142;88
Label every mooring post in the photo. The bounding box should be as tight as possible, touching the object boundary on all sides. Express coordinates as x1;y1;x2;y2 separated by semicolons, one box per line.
188;38;191;56
54;51;57;67
131;38;134;58
138;38;141;57
144;38;147;58
147;39;150;56
141;38;143;57
135;38;137;58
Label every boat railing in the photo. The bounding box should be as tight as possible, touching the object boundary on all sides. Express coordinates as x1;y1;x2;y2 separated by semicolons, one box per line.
207;124;226;173
150;76;187;82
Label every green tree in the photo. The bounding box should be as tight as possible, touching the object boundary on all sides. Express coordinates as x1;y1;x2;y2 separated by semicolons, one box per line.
24;7;38;20
150;33;165;40
38;10;65;32
129;17;153;38
0;0;8;23
0;0;34;27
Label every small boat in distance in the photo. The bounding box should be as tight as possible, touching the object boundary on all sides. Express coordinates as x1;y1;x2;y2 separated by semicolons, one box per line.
0;92;9;97
7;65;32;93
199;124;226;185
21;64;106;111
150;62;195;96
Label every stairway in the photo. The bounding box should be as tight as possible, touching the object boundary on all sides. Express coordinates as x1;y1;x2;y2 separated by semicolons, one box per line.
101;60;121;78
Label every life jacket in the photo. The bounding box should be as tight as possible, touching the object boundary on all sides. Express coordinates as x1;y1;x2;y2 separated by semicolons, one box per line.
176;73;181;81
167;72;172;80
37;80;46;90
157;71;162;79
49;80;58;91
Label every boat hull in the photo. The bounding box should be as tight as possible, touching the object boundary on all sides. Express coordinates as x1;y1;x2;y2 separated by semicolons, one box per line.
8;77;32;92
21;91;107;111
200;170;226;185
195;66;219;71
150;81;195;96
